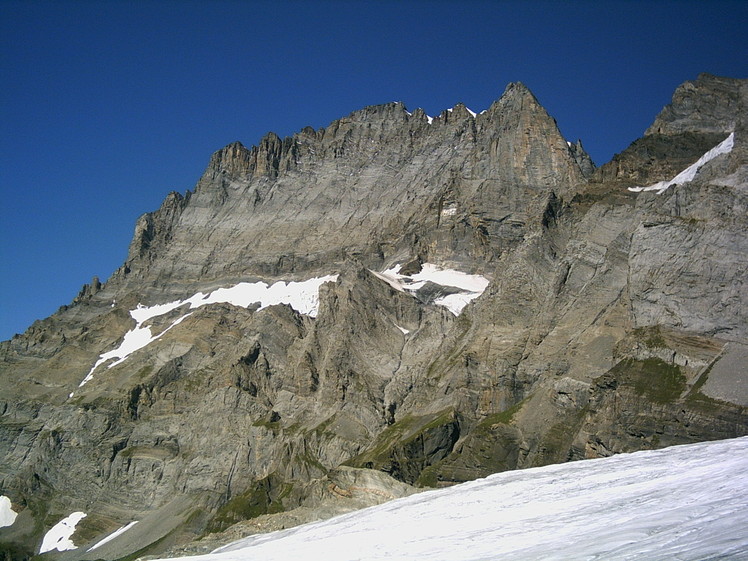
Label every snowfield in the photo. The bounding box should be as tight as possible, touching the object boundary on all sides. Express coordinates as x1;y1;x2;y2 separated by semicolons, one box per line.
373;263;490;315
150;436;748;561
0;495;17;528
87;520;139;552
73;275;337;394
39;511;86;553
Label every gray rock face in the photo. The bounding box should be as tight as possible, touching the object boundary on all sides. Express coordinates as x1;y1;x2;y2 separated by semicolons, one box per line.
567;139;596;178
1;76;746;560
595;74;746;186
114;83;584;296
645;73;745;136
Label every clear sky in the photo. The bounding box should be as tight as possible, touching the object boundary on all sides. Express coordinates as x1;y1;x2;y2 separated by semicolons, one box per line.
1;0;746;341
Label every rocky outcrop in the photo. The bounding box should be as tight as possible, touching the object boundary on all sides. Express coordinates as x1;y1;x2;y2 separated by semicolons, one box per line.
645;73;744;136
1;76;746;559
568;139;596;178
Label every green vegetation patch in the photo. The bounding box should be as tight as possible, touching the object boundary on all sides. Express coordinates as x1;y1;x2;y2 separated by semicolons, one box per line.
632;325;668;349
205;475;291;534
347;408;457;467
611;357;686;404
532;407;589;467
475;399;527;430
345;408;459;484
416;400;533;487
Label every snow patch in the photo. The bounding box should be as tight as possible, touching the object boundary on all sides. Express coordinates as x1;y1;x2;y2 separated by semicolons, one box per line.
151;437;748;561
629;133;734;194
373;263;489;315
0;496;17;528
466;107;477;118
40;511;86;553
440;206;457;216
75;276;338;392
434;293;482;316
426;115;433;124
87;521;139;552
394;324;410;335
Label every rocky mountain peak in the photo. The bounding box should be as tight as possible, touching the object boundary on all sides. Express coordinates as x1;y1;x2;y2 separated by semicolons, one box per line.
568;139;596;178
594;74;746;185
485;81;539;114
203;140;253;181
340;101;411;123
645;73;746;136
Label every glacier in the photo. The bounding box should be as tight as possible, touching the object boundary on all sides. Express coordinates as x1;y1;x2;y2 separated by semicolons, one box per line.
149;436;748;561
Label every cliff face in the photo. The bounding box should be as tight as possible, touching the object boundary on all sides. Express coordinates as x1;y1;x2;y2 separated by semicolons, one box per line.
114;82;582;295
1;76;746;560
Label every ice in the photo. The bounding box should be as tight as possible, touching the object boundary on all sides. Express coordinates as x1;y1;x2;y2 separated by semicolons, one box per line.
87;521;139;552
0;495;17;528
148;437;748;561
75;276;337;392
39;511;86;553
434;293;482;315
629;132;734;194
410;264;490;294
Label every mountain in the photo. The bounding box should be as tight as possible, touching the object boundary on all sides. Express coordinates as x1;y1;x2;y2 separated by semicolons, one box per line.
1;73;746;560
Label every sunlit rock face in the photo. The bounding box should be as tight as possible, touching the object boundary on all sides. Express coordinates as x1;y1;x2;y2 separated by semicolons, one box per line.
1;76;746;561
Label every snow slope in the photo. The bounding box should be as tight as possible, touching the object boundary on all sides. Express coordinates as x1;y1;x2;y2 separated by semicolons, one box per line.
151;436;748;561
73;275;337;394
629;132;734;194
73;265;488;395
87;520;139;552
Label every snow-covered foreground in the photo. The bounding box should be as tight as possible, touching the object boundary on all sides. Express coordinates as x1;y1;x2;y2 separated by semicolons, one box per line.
153;437;748;561
629;132;734;194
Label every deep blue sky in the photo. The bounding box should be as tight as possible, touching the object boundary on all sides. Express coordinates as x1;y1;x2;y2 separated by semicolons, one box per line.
1;0;746;341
